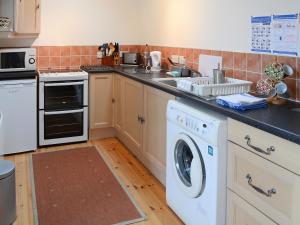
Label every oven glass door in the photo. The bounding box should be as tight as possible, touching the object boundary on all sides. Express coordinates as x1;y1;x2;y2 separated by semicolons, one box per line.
44;110;84;139
44;81;84;110
0;52;26;69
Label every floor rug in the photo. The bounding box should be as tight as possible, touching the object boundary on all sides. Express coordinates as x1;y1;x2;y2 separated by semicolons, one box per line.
30;146;146;225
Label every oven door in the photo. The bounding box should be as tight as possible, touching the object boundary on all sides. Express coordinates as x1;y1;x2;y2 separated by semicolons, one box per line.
39;108;88;146
39;80;88;110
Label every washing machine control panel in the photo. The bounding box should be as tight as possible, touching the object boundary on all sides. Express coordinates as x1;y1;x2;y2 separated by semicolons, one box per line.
174;112;213;138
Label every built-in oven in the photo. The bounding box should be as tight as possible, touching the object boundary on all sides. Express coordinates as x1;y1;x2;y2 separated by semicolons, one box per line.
39;78;89;146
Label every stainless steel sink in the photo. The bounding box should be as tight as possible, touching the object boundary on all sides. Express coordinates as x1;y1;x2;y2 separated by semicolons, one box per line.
151;77;186;88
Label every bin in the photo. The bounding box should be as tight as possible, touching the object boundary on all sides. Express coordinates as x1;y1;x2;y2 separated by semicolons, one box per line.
0;160;16;225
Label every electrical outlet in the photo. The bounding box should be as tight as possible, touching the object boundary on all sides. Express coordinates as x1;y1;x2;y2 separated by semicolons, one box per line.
179;56;186;65
171;55;179;63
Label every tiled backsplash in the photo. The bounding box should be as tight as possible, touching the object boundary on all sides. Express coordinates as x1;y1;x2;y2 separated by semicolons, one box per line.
34;45;300;101
34;45;141;70
143;45;300;102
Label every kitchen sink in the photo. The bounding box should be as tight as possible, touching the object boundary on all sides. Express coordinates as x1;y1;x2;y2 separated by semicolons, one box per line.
151;77;186;88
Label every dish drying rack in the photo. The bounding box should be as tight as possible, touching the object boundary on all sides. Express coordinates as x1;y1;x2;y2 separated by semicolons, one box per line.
177;77;252;97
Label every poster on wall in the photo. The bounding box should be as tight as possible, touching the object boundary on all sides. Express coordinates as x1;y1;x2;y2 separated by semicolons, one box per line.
251;13;299;56
272;14;299;56
251;16;272;53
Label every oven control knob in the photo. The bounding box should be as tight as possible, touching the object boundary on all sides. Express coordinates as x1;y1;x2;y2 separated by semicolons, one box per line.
29;58;36;64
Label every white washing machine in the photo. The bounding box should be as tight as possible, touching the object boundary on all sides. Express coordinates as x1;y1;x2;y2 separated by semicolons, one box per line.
166;100;227;225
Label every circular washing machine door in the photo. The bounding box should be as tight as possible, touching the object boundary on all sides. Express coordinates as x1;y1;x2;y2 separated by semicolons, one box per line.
173;133;206;198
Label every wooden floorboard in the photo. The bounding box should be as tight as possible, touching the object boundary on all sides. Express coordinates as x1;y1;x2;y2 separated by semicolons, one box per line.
5;138;183;225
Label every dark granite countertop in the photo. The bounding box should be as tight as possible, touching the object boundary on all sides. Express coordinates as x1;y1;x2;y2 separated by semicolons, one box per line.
85;66;300;145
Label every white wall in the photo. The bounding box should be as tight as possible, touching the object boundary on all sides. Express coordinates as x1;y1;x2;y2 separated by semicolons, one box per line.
33;0;140;46
139;0;300;52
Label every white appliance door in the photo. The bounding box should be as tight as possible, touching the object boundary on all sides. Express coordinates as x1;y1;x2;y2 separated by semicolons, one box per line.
0;80;37;154
172;133;206;198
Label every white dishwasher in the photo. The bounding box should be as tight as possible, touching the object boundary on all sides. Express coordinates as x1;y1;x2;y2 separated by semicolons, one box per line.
0;79;37;154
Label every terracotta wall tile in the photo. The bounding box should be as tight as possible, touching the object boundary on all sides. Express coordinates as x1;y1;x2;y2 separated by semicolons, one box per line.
192;63;199;71
178;48;186;57
222;51;233;69
61;46;71;57
70;56;81;67
38;47;50;57
49;57;60;69
81;46;90;56
284;78;297;99
81;56;91;65
211;50;222;56
185;48;193;63
71;46;82;56
50;47;60;57
233;52;247;70
233;70;247;80
199;49;211;55
38;57;49;69
224;69;233;78
120;45;129;51
61;57;70;69
247;72;262;90
193;49;201;63
91;57;101;65
247;53;261;73
277;56;297;79
161;47;167;58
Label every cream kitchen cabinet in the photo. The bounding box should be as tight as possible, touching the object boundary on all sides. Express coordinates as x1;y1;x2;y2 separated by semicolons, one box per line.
113;75;175;184
227;190;277;225
117;77;144;159
89;73;114;130
113;74;123;132
227;118;300;225
15;0;40;34
142;85;175;185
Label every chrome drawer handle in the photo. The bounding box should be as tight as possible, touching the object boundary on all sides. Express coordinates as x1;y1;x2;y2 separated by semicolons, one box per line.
246;174;276;197
244;135;275;155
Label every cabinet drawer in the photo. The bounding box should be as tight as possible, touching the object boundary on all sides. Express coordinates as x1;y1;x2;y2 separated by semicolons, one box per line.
227;190;277;225
228;142;300;225
228;118;300;175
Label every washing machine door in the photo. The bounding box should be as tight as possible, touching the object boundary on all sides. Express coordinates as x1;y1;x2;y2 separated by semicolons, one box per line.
173;133;206;198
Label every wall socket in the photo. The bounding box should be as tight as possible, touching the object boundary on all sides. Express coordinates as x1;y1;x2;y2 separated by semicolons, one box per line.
171;55;186;65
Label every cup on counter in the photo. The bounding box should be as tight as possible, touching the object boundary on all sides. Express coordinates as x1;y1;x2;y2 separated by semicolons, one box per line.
213;68;225;84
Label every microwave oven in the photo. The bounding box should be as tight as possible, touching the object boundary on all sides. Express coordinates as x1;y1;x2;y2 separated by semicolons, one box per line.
0;48;36;72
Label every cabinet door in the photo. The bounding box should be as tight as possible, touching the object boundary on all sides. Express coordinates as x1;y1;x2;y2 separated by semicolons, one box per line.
89;74;113;129
227;190;277;225
113;74;123;132
15;0;40;34
122;78;143;157
143;86;175;185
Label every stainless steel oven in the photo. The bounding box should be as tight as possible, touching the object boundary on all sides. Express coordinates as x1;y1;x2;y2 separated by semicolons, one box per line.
39;72;89;146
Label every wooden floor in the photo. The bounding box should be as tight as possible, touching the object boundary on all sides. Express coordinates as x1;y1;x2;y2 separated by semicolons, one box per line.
5;138;183;225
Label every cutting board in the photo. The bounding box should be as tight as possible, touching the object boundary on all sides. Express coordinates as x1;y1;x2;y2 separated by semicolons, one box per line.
198;54;223;77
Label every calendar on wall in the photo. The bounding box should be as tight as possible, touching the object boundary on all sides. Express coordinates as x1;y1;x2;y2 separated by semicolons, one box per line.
251;13;299;56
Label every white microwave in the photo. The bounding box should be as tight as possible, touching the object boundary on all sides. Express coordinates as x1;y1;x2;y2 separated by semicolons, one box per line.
0;48;36;72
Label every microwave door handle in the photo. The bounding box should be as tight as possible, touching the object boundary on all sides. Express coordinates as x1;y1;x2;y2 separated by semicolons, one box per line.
44;109;84;115
44;81;84;87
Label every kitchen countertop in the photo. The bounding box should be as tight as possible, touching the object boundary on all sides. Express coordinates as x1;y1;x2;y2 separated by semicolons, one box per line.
84;65;300;145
